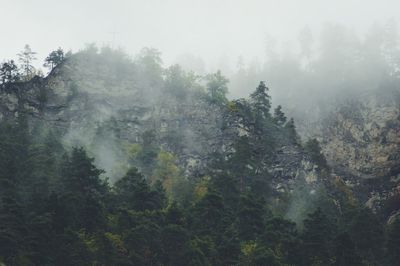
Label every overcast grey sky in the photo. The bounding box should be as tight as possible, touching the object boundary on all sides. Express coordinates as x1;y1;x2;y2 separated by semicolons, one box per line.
1;0;400;70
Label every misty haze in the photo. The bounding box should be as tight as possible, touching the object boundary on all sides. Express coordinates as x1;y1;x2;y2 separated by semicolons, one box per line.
0;0;400;265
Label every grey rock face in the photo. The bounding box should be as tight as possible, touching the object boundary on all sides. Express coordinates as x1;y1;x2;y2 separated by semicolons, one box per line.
0;54;319;191
320;90;400;180
295;90;400;215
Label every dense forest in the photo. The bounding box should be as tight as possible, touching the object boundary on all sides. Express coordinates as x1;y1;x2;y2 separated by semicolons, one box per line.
0;45;399;266
209;22;400;136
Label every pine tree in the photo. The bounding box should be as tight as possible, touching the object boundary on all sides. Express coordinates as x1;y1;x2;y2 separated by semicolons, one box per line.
44;48;65;71
17;44;37;80
205;70;229;104
285;118;300;145
227;136;254;191
0;122;27;264
124;221;163;265
237;193;266;241
114;167;162;211
209;172;240;210
334;232;363;266
249;82;276;165
262;217;301;265
135;47;164;94
190;191;226;236
386;218;400;266
349;208;384;264
24;131;62;211
239;242;283;266
273;105;287;126
0;60;20;87
301;208;336;265
161;224;191;265
59;147;108;232
150;179;167;210
304;138;329;170
250;81;271;121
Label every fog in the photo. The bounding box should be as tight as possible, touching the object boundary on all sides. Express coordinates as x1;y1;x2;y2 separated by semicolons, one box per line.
2;0;400;71
1;2;400;264
3;0;400;135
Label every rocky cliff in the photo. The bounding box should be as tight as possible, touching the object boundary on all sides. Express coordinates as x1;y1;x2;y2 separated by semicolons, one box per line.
303;89;400;215
4;50;400;220
321;90;400;179
0;51;320;196
5;50;400;220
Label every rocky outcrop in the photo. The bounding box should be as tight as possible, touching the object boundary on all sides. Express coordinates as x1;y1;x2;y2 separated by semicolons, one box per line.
320;90;400;180
0;53;320;193
270;145;320;190
296;89;400;216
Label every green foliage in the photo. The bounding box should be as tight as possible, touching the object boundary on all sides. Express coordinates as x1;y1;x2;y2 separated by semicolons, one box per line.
0;60;20;86
134;130;160;176
190;191;226;235
386;218;400;266
44;47;65;70
301;208;337;265
0;49;393;265
333;232;363;266
135;47;164;91
0;121;28;265
285;117;300;145
0;109;392;266
239;241;284;266
237;193;267;241
348;208;384;264
273;105;287;126
17;44;37;80
164;64;199;99
250;81;271;120
114;167;165;211
205;70;229;104
227;136;254;189
262;217;301;265
304;138;329;170
153;150;193;205
59;147;108;232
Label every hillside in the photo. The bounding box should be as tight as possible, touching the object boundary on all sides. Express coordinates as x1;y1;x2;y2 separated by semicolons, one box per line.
0;47;399;265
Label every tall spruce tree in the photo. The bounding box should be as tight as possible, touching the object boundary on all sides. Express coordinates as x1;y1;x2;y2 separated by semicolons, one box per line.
273;105;287;126
250;81;271;121
59;147;108;232
114;167;165;211
0;122;27;264
301;208;337;265
349;208;384;265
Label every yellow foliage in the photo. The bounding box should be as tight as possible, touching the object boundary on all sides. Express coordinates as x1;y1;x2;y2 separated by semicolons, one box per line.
241;241;258;257
78;229;97;254
125;143;142;160
227;101;238;112
105;232;127;255
153;150;180;180
153;150;182;199
193;176;210;202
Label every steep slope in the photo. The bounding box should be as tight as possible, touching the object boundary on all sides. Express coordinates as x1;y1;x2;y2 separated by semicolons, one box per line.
0;50;321;198
321;90;400;180
306;89;400;215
